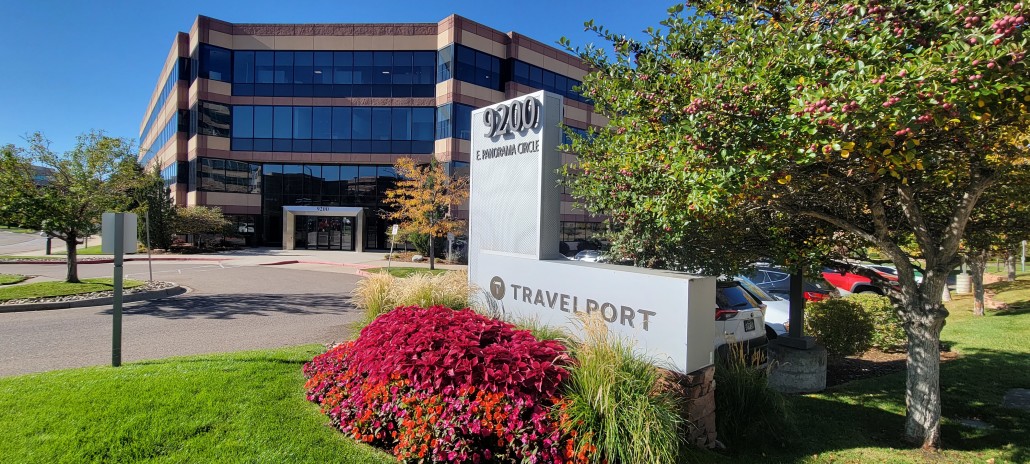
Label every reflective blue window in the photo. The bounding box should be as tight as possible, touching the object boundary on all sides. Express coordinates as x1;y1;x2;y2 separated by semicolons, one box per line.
233;106;253;138
274;52;293;84
436;45;454;82
254;106;273;138
312;107;332;139
443;44;503;91
255;52;275;83
434;103;475;140
412;108;434;141
352;108;371;140
198;44;231;82
510;59;591;104
234;51;255;84
332;107;351;140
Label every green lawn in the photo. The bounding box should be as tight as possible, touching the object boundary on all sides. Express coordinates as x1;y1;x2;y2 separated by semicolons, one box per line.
0;346;392;463
57;244;108;256
0;278;145;301
365;266;451;277
723;277;1030;463
0;225;38;234
0;274;28;285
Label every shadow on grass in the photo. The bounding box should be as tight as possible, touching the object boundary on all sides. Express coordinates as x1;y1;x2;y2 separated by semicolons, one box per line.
738;348;1029;463
990;302;1030;317
99;293;357;320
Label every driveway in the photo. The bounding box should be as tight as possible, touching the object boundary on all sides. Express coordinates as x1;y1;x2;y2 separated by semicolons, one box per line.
0;261;363;377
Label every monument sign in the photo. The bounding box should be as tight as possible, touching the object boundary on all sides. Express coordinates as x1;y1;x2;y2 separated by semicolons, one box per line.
468;91;715;373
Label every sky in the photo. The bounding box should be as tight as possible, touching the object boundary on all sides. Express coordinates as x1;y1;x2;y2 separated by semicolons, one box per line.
0;0;670;153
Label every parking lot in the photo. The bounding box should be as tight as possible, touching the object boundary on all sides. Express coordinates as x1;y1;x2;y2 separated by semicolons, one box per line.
0;260;364;377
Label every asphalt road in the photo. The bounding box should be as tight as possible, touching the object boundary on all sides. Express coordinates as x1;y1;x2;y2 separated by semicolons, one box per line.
0;260;364;377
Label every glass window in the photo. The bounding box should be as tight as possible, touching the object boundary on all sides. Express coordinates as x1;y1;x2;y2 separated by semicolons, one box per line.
371;108;391;141
294;52;313;84
273;106;292;139
333;51;353;84
293;107;312;139
283;164;303;196
255;51;275;84
455;45;476;83
332;107;351;139
313;52;333;85
352;107;371;140
234;51;255;84
436;104;453;139
413;51;435;84
199;44;231;82
357;166;378;203
392;52;412;84
274;51;293;84
321;165;341;196
436;45;453;82
353;51;372;84
454;103;473;140
254;106;273;138
529;66;542;88
232;106;253;138
312;107;331;140
197;101;231;137
411;107;434;141
373;52;392;84
391;107;411;141
513;60;529;80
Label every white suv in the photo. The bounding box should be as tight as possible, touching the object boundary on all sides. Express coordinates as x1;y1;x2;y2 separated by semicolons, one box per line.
714;281;768;362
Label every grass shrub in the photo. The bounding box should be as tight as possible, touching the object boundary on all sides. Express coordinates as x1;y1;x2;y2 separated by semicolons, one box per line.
714;344;795;451
805;298;874;358
561;315;685;464
352;270;474;332
846;293;907;351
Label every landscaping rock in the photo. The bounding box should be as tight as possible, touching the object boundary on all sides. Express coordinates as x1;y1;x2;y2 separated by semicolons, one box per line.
0;280;178;306
411;254;424;262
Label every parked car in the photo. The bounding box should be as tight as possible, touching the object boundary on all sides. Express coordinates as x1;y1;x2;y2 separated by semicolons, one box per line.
735;275;789;339
573;249;607;263
821;263;899;295
746;265;839;302
714;281;768;362
865;264;923;284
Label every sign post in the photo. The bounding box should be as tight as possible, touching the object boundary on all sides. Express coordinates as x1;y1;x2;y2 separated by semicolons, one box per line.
102;212;138;367
388;224;399;271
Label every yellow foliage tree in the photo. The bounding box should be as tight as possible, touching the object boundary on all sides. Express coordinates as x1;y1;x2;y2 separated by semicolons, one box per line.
382;158;469;270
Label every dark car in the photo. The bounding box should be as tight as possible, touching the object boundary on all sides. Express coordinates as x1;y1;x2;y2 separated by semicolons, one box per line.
746;265;838;302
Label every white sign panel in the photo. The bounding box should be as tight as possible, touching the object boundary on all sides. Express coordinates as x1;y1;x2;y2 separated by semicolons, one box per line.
101;212;138;254
467;91;715;374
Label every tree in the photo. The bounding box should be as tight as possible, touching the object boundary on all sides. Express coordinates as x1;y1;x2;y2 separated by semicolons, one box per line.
0;132;142;282
562;0;1028;449
382;158;469;270
963;167;1030;315
172;206;230;248
133;167;178;250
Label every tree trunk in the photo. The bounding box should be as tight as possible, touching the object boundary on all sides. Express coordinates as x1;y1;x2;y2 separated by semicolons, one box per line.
968;251;987;316
900;268;949;450
428;235;436;271
65;233;80;284
1006;248;1017;282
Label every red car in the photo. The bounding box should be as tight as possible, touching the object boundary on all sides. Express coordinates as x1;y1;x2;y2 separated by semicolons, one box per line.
821;265;898;295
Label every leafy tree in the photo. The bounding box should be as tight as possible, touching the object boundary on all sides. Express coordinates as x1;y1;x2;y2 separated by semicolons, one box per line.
963;167;1030;315
562;0;1028;449
0;132;142;282
382;158;469;270
172;206;230;248
133;168;178;250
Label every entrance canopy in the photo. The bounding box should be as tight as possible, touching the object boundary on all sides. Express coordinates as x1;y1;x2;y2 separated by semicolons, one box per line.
282;206;365;251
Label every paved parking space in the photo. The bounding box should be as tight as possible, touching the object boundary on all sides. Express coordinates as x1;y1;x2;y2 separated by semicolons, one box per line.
0;261;364;377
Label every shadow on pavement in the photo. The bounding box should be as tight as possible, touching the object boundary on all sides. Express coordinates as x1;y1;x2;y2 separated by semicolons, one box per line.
101;293;357;320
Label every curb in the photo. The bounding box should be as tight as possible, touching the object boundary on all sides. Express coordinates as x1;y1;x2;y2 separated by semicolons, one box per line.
0;257;232;265
0;284;188;313
258;260;374;269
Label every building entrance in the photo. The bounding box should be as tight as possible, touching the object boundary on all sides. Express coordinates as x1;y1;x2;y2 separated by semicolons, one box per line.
294;216;354;250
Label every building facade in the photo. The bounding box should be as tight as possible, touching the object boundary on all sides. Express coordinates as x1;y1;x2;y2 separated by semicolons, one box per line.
138;15;604;250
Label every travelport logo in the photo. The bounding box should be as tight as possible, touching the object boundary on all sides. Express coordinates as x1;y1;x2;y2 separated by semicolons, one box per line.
487;275;657;331
489;276;506;300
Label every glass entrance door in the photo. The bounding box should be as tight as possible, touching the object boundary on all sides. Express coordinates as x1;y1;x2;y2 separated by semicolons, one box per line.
294;216;354;250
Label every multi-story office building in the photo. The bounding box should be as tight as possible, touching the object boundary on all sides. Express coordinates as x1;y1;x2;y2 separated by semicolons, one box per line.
138;15;605;251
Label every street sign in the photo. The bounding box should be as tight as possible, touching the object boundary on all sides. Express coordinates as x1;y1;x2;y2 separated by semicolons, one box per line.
392;224;399;235
101;213;138;254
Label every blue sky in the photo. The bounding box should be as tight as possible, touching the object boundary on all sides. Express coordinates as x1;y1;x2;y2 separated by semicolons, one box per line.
0;0;669;153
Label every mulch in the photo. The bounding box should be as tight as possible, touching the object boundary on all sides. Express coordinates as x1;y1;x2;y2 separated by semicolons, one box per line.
826;346;960;387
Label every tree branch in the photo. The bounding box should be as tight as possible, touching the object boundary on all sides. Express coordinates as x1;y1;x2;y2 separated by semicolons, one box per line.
939;173;994;262
897;184;934;254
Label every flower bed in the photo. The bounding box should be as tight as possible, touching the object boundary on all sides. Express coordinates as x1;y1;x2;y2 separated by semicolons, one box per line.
304;306;595;463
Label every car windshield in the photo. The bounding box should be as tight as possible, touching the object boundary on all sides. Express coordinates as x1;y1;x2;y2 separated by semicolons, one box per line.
736;276;777;301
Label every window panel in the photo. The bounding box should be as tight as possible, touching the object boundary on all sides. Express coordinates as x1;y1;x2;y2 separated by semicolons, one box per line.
333;51;353;84
233;51;255;84
436;104;453;139
412;107;434;141
436;45;454;82
273;106;292;139
313;52;333;85
197;101;231;137
255;51;275;83
392;52;412;84
293;52;313;84
274;51;293;84
293;107;312;139
352;107;372;140
312;107;331;140
232;106;253;138
371;108;391;141
332;107;352;140
391;107;411;141
199;44;231;82
254;106;273;138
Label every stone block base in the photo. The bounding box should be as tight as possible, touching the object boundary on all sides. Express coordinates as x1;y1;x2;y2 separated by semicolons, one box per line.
661;365;717;448
767;340;827;393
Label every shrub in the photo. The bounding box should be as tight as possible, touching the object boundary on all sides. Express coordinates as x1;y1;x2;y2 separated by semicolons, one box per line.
845;294;907;352
714;344;795;451
304;306;594;463
805;298;874;358
561;315;686;464
406;232;446;257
